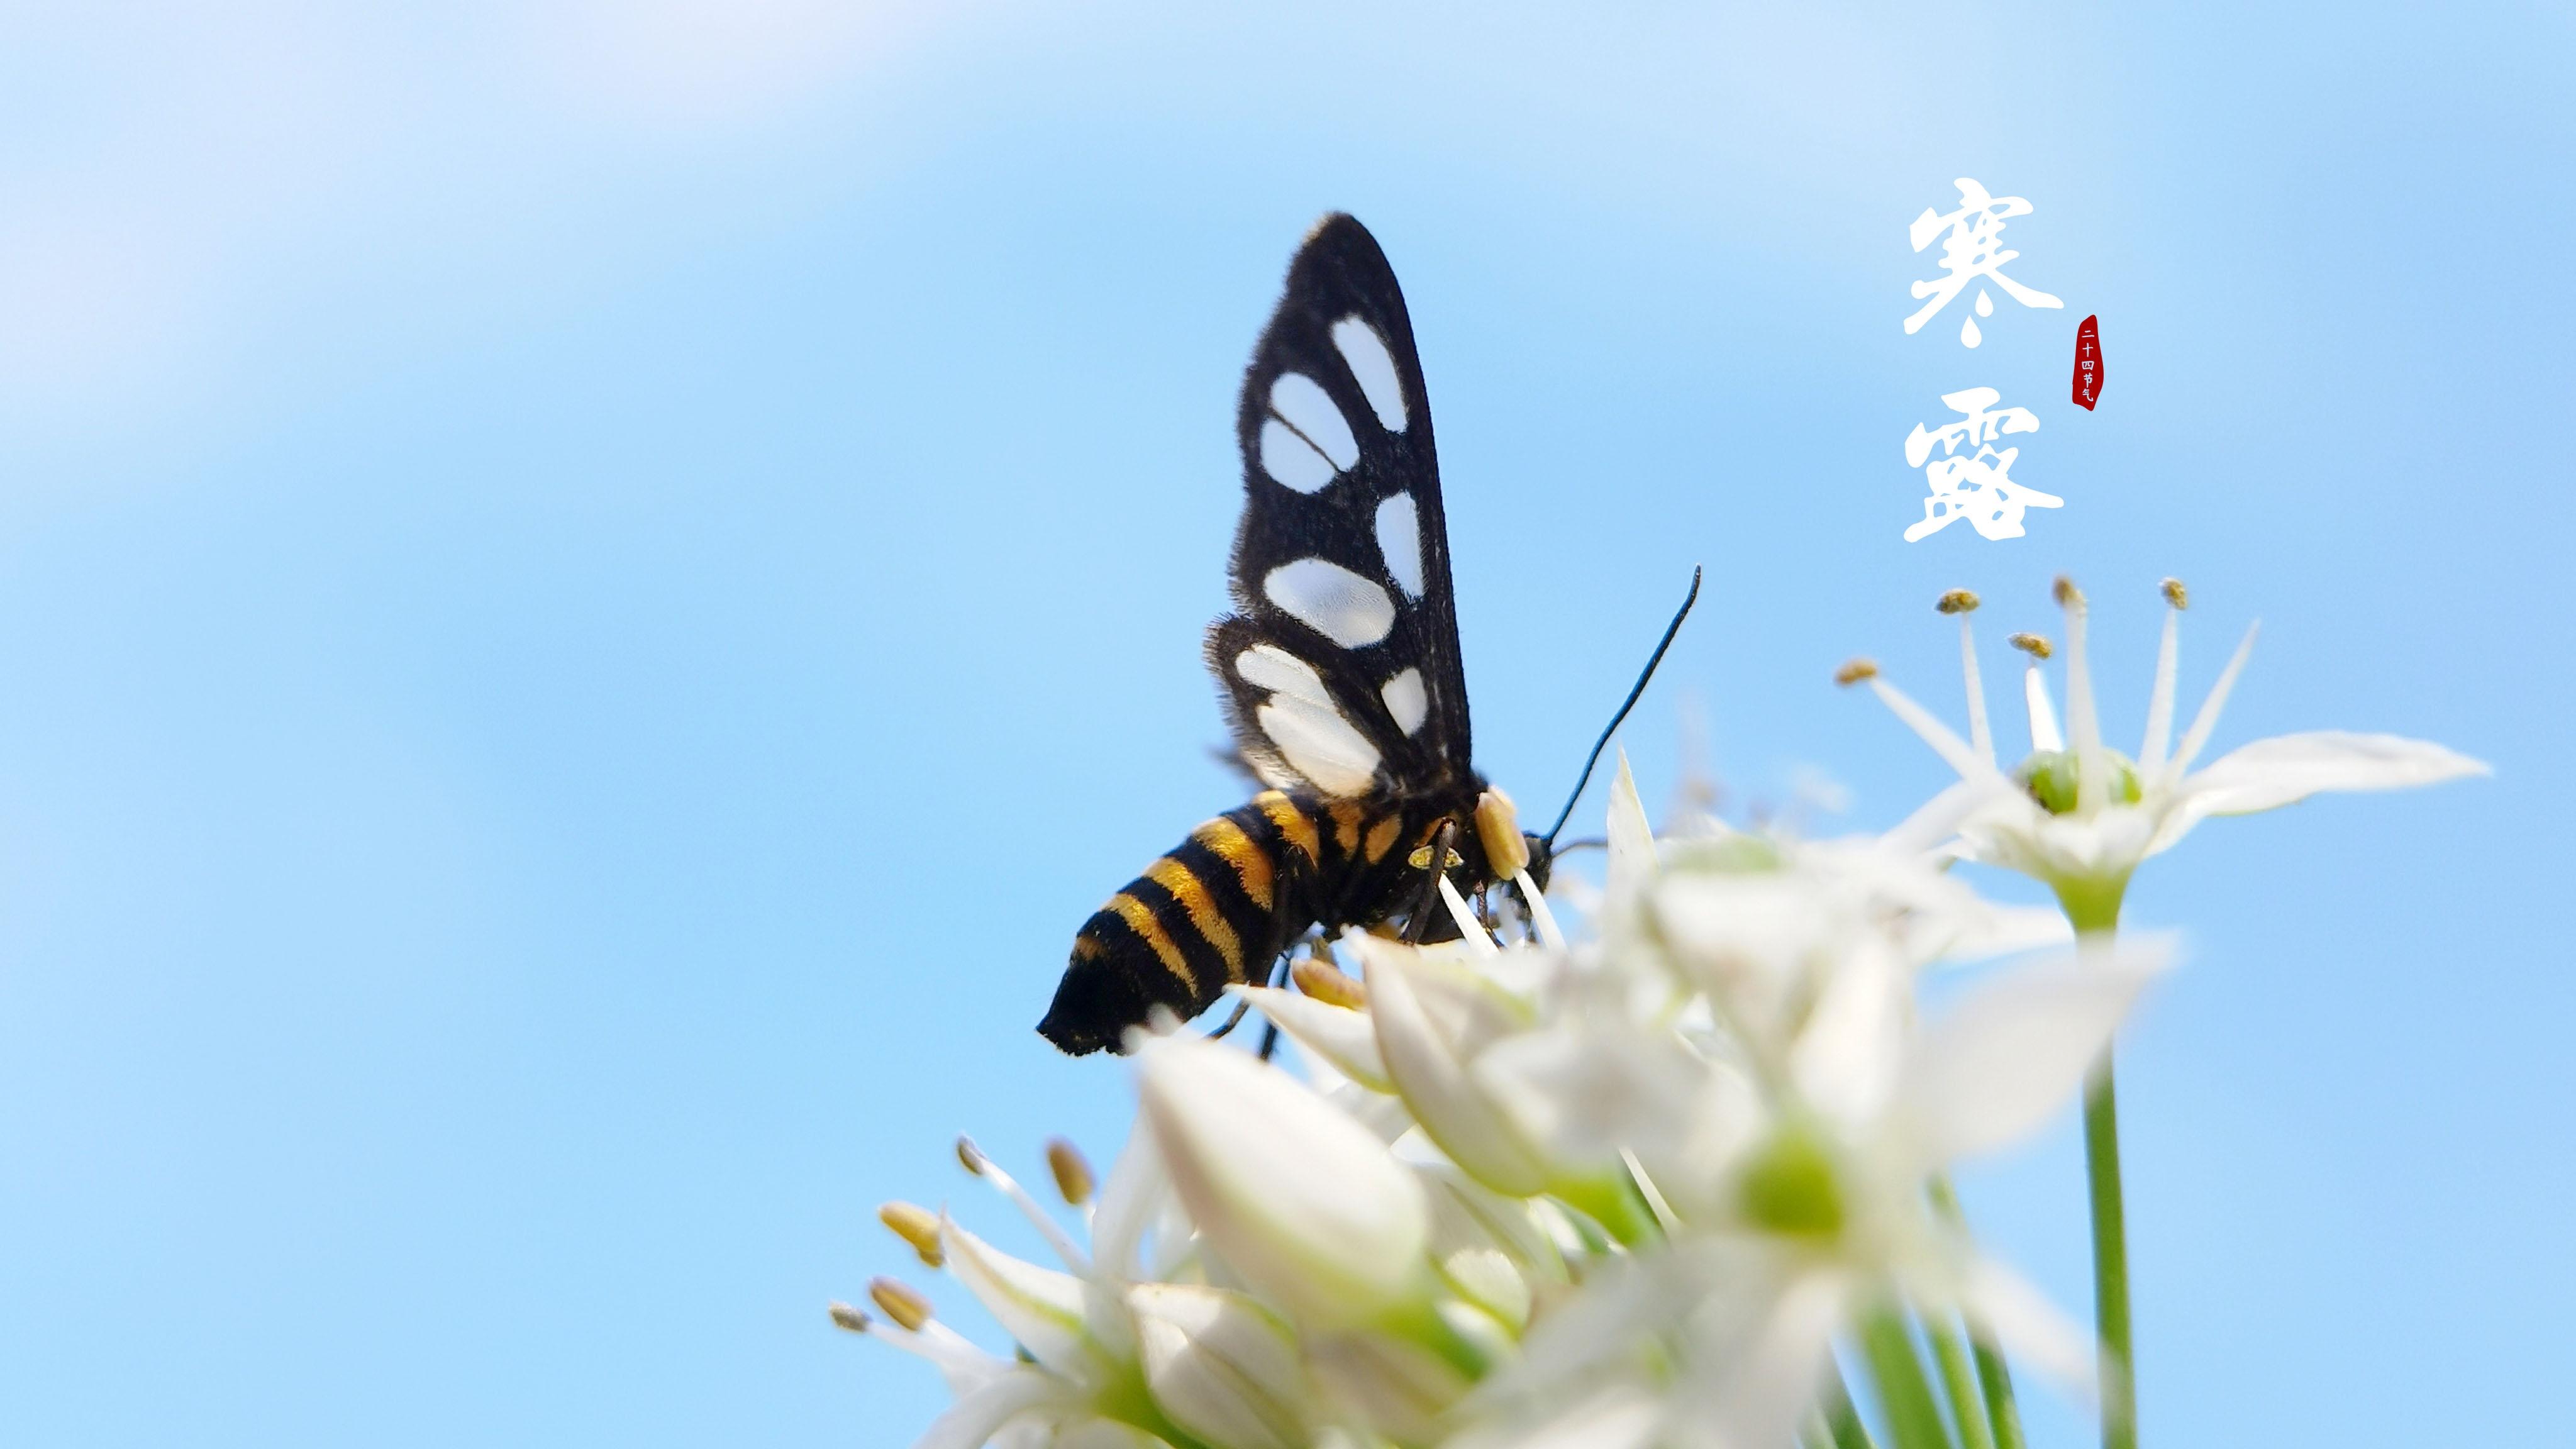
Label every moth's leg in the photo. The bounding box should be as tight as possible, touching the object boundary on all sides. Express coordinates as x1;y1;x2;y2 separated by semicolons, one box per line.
1401;821;1460;945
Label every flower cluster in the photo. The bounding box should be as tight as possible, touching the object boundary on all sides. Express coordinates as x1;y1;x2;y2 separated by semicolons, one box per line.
843;579;2482;1449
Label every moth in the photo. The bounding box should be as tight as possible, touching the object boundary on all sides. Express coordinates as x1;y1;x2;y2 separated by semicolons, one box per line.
1033;213;1536;1058
1037;215;1692;1057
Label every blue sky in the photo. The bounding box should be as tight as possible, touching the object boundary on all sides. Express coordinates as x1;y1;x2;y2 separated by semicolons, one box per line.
1;3;2565;1444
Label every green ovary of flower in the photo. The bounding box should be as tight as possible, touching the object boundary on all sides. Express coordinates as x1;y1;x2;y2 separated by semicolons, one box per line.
2012;748;2143;816
1738;1124;1846;1240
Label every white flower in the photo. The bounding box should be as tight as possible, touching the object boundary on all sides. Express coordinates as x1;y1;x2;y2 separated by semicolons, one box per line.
1851;578;2487;928
1134;1029;1433;1333
848;1126;1318;1449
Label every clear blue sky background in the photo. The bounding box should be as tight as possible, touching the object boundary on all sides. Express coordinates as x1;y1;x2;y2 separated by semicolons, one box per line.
1;3;2563;1445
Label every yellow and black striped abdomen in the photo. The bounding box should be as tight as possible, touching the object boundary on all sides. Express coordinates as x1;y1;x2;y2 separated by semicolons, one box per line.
1038;792;1324;1055
1038;788;1491;1055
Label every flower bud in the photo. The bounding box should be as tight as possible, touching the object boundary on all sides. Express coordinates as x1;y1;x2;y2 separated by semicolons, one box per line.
1136;1033;1430;1330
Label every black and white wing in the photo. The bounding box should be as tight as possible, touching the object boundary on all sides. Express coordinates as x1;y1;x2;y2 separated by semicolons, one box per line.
1207;214;1472;801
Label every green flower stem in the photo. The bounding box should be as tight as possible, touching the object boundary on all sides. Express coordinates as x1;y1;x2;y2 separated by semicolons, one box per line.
1968;1326;2026;1449
1923;1311;1994;1449
1802;1411;1841;1449
2084;1054;2135;1449
1859;1309;1958;1449
1925;1177;2026;1449
1823;1367;1880;1449
2057;882;2135;1449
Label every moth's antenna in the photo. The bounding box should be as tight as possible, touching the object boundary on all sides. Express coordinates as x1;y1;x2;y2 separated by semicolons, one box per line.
1541;565;1702;846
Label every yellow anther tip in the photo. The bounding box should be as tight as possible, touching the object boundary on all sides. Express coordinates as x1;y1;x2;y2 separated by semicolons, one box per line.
1045;1138;1095;1207
2008;633;2055;660
1834;658;1879;687
2160;577;2189;609
1291;956;1368;1009
828;1301;870;1333
869;1277;934;1332
878;1201;945;1267
1936;589;1980;614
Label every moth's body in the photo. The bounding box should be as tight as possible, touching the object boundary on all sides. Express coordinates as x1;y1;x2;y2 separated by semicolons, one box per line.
1038;787;1494;1055
1039;214;1539;1056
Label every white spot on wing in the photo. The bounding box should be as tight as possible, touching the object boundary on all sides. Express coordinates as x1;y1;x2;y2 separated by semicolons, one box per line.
1380;667;1428;736
1235;645;1331;708
1258;419;1335;494
1263;558;1396;648
1257;699;1380;796
1269;372;1358;470
1374;493;1424;599
1332;316;1408;433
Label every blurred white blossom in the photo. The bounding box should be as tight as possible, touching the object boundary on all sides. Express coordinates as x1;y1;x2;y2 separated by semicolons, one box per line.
1850;578;2487;928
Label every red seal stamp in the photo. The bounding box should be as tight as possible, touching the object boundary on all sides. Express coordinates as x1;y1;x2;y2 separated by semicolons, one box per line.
2072;314;2103;410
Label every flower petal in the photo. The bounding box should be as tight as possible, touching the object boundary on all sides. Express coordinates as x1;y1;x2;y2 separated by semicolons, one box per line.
1129;1283;1313;1449
1959;1255;2096;1394
2165;623;2257;779
1235;984;1392;1091
1361;940;1551;1196
940;1216;1095;1379
1307;1330;1474;1447
1136;1033;1430;1330
1899;938;2171;1165
1089;1119;1174;1286
914;1367;1079;1449
1605;751;1658;902
2177;730;2490;819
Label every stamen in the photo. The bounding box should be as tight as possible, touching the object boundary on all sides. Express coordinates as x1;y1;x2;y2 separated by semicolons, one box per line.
2008;633;2053;660
955;1136;1093;1275
2161;577;2189;609
845;1303;1007;1377
1864;674;1989;780
1515;869;1568;952
879;1201;945;1267
2059;576;2104;810
2023;665;2065;753
1936;589;1980;614
869;1277;935;1332
1475;787;1531;879
1957;613;1992;767
2168;622;2260;781
1437;876;1499;959
1621;1147;1683;1234
1290;955;1368;1008
1044;1138;1094;1208
2140;602;2181;775
1834;658;1879;686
